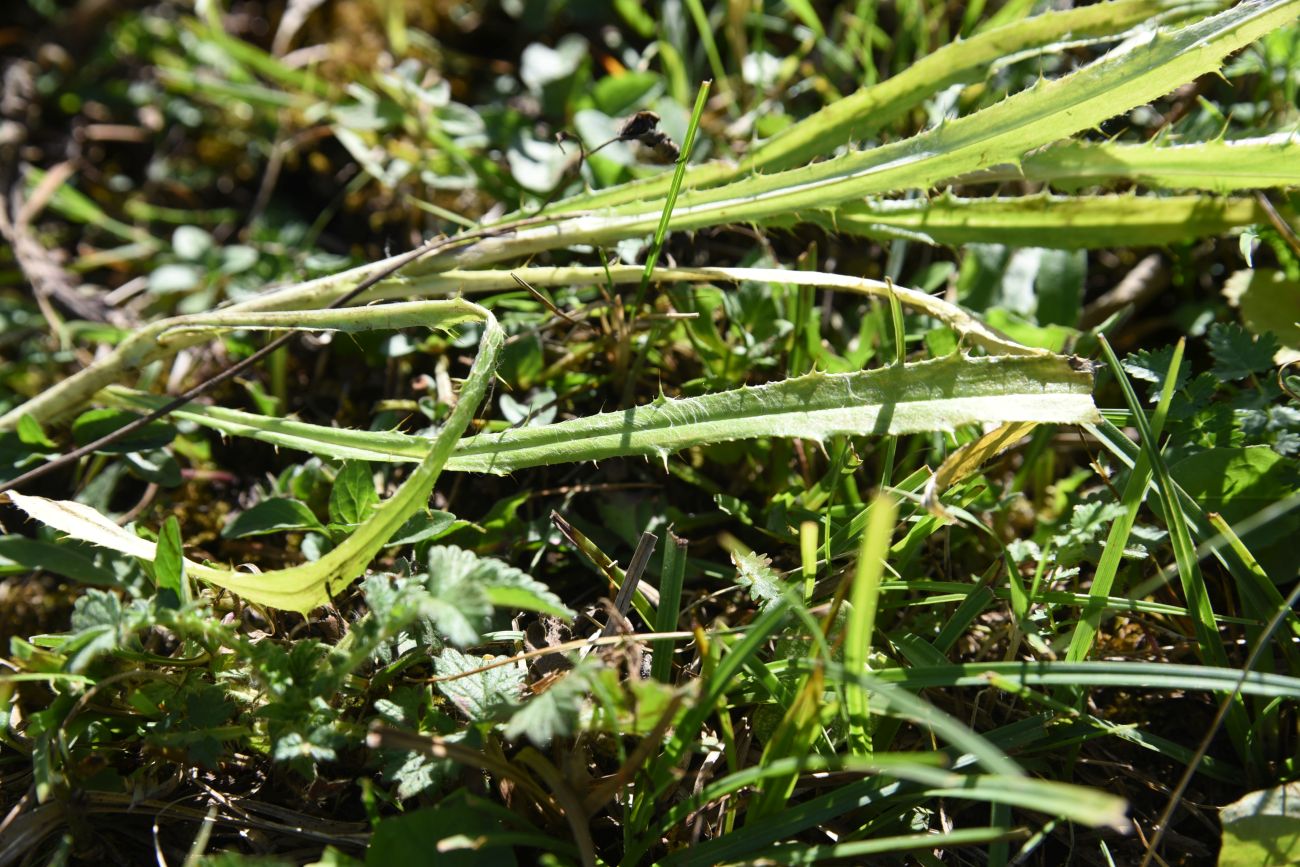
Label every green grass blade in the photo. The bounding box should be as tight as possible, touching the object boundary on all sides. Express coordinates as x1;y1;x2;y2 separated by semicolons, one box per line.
632;79;711;316
869;660;1300;697
738;827;1028;865
1065;339;1183;663
651;532;688;683
845;493;898;754
1096;337;1229;669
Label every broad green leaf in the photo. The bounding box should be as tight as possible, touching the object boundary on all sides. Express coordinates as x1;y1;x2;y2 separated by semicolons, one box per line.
329;461;379;526
366;798;519;867
221;498;326;538
64;588;135;671
1123;345;1192;401
1224;268;1300;361
1208;322;1282;380
361;571;489;650
123;449;182;487
384;510;459;547
71;408;176;454
0;536;120;587
1169;446;1300;551
15;415;55;449
425;546;572;619
154;516;185;607
1220;782;1300;867
504;664;590;746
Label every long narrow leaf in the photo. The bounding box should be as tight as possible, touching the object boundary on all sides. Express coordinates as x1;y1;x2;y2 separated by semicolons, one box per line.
105;353;1099;475
791;193;1280;249
869;660;1300;697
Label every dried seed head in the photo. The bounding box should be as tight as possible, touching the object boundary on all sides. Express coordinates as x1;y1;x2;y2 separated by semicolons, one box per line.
618;110;663;140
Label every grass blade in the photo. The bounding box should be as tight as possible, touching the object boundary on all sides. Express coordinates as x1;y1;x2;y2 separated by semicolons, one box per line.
651;531;688;683
845;493;898;754
1066;339;1183;663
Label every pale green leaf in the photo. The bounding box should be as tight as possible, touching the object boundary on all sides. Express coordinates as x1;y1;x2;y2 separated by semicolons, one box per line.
434;648;523;722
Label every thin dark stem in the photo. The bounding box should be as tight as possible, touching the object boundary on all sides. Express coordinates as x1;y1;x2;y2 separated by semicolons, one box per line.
1255;190;1300;258
601;530;659;638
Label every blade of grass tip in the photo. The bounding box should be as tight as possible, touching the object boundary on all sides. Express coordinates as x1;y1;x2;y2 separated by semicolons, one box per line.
1066;339;1183;666
622;80;711;406
631;80;711;318
624;80;717;408
1201;507;1300;684
845;492;899;756
1130;489;1300;607
651;531;688;683
1140;578;1300;867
